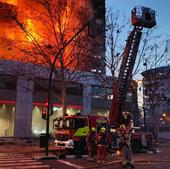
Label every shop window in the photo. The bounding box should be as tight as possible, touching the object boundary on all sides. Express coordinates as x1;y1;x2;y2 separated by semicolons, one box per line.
0;103;15;137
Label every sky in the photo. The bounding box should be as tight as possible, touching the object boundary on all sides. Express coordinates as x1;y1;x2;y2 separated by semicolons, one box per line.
106;0;170;37
106;0;170;80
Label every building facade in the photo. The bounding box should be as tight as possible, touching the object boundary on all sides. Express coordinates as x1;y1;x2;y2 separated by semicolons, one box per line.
142;66;170;129
0;59;112;138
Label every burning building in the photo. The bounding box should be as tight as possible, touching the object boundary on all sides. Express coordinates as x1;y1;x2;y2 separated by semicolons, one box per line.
0;0;105;72
0;0;106;138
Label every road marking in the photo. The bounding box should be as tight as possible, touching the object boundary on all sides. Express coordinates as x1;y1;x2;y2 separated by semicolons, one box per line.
65;155;88;159
59;160;84;169
0;159;35;163
2;165;50;169
0;162;43;167
0;153;50;169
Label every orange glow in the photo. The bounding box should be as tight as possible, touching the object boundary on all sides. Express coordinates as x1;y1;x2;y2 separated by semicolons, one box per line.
0;0;93;69
116;150;121;156
55;6;70;33
0;0;17;5
26;19;41;42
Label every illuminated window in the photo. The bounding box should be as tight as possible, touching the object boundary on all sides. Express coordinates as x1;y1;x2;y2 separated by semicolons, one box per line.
0;103;15;137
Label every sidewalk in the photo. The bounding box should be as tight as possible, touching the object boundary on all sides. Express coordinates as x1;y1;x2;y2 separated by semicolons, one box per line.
0;137;57;155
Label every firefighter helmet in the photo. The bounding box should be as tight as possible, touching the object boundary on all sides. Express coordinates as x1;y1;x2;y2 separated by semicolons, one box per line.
120;124;126;129
100;127;106;132
91;127;96;132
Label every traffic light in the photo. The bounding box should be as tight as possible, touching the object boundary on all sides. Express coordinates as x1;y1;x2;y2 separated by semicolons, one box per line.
42;109;47;120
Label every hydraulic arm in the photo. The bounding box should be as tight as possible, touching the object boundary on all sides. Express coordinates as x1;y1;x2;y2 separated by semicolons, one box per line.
109;6;156;127
109;26;143;126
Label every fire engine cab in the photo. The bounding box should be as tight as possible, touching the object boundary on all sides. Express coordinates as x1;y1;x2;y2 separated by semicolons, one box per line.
54;114;109;154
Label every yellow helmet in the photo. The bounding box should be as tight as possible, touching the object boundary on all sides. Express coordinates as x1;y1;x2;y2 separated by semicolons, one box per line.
120;124;126;128
91;127;96;132
100;127;106;132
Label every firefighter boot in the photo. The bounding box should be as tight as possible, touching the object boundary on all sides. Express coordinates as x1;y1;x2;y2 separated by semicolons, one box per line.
122;164;128;168
97;160;101;164
129;163;135;168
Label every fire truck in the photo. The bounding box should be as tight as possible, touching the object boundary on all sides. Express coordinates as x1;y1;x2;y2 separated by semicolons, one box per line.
54;6;156;154
54;114;109;154
109;6;156;152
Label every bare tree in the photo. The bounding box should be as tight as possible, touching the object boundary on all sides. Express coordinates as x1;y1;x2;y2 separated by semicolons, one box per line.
97;8;170;128
142;65;170;141
4;0;94;116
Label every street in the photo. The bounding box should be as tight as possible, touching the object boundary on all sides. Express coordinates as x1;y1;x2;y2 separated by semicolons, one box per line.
40;146;170;169
0;138;170;169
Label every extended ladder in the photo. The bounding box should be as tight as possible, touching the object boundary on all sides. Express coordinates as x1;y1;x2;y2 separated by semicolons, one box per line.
109;26;143;126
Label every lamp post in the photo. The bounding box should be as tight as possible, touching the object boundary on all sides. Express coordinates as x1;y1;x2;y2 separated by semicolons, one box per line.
45;21;91;156
143;62;147;132
143;87;147;132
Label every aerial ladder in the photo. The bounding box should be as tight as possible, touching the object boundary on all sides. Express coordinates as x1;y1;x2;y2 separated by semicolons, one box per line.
109;6;156;127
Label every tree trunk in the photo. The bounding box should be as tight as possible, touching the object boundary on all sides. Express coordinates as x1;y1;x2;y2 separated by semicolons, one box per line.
62;81;67;116
152;111;159;143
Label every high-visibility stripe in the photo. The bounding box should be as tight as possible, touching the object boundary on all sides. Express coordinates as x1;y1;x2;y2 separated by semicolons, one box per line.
74;126;89;137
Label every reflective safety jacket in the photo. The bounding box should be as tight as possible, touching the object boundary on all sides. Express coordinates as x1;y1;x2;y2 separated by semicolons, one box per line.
117;125;132;147
96;132;107;145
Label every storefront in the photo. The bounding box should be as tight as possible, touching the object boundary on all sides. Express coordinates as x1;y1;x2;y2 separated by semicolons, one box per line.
0;102;15;137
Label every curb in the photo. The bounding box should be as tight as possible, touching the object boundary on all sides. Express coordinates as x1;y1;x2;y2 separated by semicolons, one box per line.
65;154;88;159
80;160;121;169
33;155;59;160
33;154;88;160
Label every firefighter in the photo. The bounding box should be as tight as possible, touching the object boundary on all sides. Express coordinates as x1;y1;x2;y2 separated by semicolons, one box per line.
86;127;96;161
96;127;107;164
118;121;135;168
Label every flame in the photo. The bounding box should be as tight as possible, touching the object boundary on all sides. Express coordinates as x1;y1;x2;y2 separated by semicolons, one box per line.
26;19;40;42
55;6;70;33
116;150;121;156
0;0;17;5
0;0;93;68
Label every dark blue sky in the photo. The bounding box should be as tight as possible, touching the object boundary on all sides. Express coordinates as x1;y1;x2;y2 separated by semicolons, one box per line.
106;0;170;37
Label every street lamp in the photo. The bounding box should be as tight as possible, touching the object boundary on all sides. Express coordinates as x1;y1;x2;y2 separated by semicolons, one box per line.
45;21;92;156
142;86;147;132
143;62;147;131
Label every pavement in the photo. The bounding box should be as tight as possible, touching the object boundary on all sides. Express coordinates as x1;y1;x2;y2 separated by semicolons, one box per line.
1;137;170;169
0;137;58;157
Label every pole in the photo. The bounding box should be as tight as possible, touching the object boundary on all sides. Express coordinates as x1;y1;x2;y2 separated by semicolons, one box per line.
45;21;90;156
143;106;147;132
143;63;148;132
